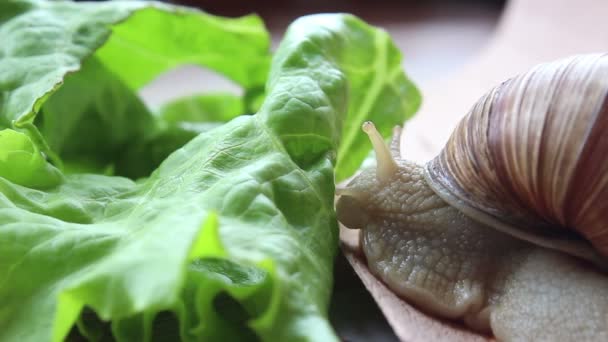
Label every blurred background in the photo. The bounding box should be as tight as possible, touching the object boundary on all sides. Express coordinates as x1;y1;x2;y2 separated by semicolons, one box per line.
141;0;506;107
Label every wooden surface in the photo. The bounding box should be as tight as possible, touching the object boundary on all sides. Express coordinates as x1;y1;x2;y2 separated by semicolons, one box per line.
341;0;608;340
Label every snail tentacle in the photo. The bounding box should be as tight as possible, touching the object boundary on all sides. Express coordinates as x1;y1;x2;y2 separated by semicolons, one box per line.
389;125;403;159
362;121;398;183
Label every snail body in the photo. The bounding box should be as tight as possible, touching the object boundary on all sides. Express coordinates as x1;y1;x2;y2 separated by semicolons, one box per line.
336;54;608;341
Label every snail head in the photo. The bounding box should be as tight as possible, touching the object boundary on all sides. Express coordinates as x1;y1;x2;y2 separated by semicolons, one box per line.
336;122;427;229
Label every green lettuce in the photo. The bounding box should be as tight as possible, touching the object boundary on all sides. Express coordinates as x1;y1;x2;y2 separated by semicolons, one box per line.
0;1;420;341
115;92;247;179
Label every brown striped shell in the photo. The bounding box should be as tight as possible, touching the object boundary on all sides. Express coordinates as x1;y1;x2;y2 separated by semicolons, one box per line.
425;53;608;261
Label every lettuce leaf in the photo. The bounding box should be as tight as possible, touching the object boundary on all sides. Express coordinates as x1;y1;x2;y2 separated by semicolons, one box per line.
0;0;269;126
38;56;156;175
1;0;270;175
0;1;421;341
114;93;247;179
0;128;62;188
332;18;421;180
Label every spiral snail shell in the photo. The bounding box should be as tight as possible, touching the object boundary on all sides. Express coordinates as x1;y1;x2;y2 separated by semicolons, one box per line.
428;53;608;263
336;53;608;341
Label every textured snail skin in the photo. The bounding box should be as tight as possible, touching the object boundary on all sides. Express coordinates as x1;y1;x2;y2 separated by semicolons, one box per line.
336;126;608;341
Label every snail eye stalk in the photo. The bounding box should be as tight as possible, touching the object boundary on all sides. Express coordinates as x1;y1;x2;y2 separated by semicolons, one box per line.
362;121;397;183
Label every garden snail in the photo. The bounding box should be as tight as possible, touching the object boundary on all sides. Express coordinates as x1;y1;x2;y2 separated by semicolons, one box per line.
336;53;608;341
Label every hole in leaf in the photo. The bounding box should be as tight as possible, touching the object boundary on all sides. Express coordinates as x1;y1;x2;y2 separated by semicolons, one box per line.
213;291;250;324
151;311;181;342
212;292;260;342
66;307;112;341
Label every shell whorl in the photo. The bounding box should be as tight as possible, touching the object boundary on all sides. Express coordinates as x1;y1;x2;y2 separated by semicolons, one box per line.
425;53;608;259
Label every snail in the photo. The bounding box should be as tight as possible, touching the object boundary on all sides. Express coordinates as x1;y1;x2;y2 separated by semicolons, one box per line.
336;53;608;341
